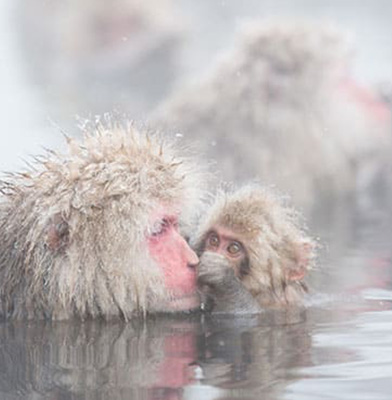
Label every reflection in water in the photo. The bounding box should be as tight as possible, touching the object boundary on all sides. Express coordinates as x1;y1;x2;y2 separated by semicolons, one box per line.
196;311;311;393
0;311;312;400
0;317;199;400
1;302;391;400
1;192;391;400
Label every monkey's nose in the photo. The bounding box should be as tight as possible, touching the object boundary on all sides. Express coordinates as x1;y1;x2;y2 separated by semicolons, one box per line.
187;252;199;269
188;261;200;271
176;232;199;267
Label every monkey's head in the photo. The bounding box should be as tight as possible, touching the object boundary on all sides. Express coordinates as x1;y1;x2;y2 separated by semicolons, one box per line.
192;185;316;306
0;121;204;319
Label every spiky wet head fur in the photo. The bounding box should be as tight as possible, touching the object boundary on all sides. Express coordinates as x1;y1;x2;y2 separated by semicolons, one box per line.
193;185;316;307
0;121;202;320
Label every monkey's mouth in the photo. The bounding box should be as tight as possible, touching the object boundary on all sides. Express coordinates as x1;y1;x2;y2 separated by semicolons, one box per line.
166;293;201;312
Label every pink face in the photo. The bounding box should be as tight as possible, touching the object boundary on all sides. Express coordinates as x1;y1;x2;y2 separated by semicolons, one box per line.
147;209;200;311
205;227;247;268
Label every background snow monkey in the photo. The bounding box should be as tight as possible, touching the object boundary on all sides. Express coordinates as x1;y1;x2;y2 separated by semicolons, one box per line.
193;185;316;313
0;121;204;320
152;21;391;214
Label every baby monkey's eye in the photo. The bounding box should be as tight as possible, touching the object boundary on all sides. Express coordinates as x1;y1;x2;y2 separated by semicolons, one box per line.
227;242;242;255
208;232;220;247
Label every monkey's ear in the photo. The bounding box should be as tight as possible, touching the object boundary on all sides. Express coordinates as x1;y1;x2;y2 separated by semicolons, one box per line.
45;213;70;253
287;240;314;282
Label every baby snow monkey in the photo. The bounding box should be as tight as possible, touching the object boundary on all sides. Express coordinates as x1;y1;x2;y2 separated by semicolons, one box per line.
192;185;315;313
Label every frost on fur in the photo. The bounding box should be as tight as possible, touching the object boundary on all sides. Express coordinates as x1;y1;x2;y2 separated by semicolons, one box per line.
0;121;204;320
192;184;316;307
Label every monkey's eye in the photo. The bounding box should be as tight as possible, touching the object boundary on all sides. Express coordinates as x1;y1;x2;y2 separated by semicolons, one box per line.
227;242;242;255
207;232;220;248
150;218;170;237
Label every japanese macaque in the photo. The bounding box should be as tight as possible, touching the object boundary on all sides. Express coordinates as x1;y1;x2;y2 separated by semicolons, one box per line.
152;20;391;213
192;185;316;313
17;0;184;122
0;121;204;320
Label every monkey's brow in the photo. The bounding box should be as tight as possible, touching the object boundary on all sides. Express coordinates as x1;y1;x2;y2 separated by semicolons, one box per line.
218;232;243;244
213;227;244;242
160;215;178;225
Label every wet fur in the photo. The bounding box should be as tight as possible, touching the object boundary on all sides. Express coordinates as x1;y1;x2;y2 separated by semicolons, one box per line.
0;121;203;320
193;185;316;308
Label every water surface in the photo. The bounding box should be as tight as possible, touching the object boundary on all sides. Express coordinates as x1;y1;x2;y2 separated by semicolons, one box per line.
1;195;391;400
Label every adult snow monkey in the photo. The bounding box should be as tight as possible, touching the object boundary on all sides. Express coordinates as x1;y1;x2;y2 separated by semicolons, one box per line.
0;121;205;320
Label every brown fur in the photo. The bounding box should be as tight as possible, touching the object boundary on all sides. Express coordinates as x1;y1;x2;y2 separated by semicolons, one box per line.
0;121;203;320
193;185;316;307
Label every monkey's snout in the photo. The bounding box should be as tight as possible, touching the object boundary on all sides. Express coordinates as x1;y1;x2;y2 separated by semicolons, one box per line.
188;260;199;270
